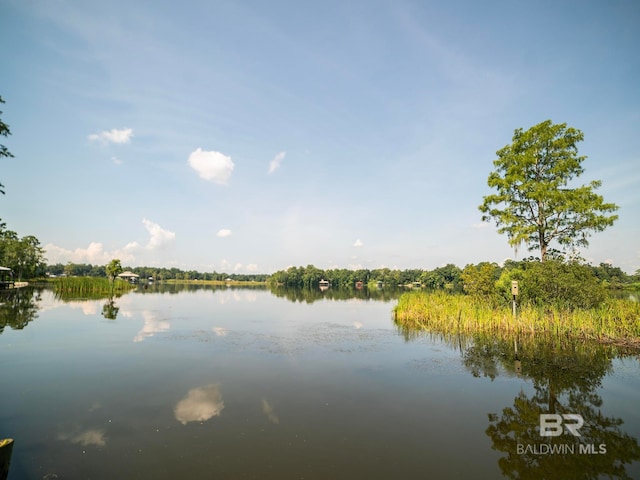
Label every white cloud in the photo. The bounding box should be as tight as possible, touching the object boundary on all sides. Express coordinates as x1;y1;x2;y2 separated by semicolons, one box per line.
112;156;123;165
217;229;232;238
44;219;174;265
44;241;138;265
142;218;175;250
472;222;489;229
188;148;234;184
88;128;133;144
228;263;259;273
268;151;286;174
353;239;364;247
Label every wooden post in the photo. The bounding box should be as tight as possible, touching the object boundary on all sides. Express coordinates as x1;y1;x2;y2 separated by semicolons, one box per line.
511;280;519;318
0;439;14;480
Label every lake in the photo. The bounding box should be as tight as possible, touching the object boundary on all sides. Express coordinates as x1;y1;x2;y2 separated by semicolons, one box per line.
1;285;639;479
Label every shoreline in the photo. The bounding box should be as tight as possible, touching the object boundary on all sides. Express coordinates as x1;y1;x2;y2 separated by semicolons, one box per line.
163;279;267;286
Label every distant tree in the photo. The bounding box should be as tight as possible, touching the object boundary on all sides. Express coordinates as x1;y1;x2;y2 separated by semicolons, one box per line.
479;120;619;261
591;262;628;288
63;262;75;277
106;259;123;285
0;220;46;279
11;235;46;280
0;95;14;195
47;263;65;276
90;264;106;277
422;264;462;290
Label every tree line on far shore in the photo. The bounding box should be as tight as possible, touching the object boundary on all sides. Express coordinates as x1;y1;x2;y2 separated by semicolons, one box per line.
268;259;638;289
0;219;46;281
46;262;269;283
22;255;640;294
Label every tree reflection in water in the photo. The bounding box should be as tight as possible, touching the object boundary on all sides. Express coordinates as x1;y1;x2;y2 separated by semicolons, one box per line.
0;287;42;333
101;296;119;320
463;334;640;480
395;320;640;478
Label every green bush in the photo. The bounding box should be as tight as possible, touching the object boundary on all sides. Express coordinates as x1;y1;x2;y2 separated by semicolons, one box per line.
461;262;500;301
519;260;608;309
496;267;525;304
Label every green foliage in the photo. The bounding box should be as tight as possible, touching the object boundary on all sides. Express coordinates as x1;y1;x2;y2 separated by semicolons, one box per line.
461;262;500;300
47;262;106;277
421;264;462;290
106;258;123;283
46;263;270;283
591;262;629;289
479;120;619;260
0;95;13;195
0;219;46;280
519;260;607;309
267;264;462;290
495;266;524;303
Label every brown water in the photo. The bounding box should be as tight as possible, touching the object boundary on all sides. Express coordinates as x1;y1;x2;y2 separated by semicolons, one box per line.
1;285;639;479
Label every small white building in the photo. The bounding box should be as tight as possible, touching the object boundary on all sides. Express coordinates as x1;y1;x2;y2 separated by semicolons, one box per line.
117;271;140;283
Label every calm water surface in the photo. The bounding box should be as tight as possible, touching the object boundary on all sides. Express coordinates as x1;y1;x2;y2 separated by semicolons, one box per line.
1;286;639;479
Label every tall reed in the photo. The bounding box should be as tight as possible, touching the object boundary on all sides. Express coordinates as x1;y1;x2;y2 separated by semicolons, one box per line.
394;291;640;346
50;277;135;296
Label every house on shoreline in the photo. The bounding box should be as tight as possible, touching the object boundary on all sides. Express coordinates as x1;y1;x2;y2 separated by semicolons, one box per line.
0;267;14;289
0;267;28;289
117;271;140;284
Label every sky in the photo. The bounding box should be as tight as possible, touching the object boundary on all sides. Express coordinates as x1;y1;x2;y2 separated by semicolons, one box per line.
1;0;639;274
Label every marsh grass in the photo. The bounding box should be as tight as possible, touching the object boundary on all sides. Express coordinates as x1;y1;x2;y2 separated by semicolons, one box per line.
394;291;640;346
50;277;135;298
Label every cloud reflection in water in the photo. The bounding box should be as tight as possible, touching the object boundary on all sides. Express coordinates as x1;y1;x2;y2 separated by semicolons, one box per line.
134;310;170;342
261;398;279;424
174;384;225;425
58;428;107;447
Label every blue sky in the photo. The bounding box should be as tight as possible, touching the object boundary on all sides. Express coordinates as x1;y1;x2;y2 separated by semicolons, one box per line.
1;0;639;273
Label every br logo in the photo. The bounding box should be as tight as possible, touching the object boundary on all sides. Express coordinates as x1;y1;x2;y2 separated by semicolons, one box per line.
540;414;584;437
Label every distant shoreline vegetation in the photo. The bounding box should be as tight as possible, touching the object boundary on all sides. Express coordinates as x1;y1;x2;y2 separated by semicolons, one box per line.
43;258;640;291
266;261;640;291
